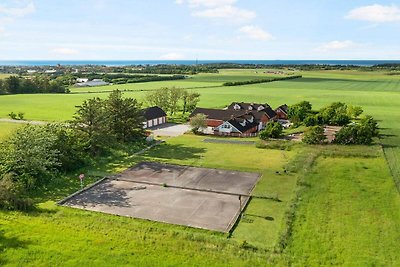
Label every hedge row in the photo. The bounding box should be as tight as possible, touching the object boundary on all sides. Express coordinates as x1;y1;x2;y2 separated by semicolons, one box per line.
223;75;302;86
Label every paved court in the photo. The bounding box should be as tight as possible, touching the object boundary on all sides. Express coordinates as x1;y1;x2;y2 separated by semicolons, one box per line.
61;162;261;232
150;123;191;137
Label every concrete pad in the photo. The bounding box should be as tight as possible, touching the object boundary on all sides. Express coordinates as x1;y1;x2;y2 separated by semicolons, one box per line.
149;123;191;137
61;162;260;232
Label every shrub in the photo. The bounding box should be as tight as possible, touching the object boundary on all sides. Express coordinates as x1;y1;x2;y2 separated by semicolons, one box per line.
302;126;327;144
17;112;25;120
319;102;351;126
8;112;17;120
259;121;283;140
0;125;60;188
287;101;312;125
334;115;379;145
0;173;33;211
190;113;208;134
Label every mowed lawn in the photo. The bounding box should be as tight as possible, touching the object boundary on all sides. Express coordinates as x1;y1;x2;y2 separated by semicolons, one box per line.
140;135;299;249
286;152;400;266
0;135;298;266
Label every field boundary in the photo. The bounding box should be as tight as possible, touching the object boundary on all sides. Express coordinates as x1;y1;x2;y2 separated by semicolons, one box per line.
380;144;400;194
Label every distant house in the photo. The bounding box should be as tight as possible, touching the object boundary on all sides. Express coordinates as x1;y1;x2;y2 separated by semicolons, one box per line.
190;102;281;137
275;104;289;120
143;106;167;129
75;79;109;87
76;78;89;83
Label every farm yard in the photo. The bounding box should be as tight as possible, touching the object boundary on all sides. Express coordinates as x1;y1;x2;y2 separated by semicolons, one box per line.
1;69;400;266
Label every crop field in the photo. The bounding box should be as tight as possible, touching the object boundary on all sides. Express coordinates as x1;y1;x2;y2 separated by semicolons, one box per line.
286;150;400;266
1;69;400;266
0;69;398;180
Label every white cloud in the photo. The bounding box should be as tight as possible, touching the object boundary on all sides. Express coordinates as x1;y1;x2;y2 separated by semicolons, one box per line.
186;0;236;8
0;1;35;33
159;52;185;60
193;5;255;20
177;0;255;22
239;25;273;41
346;4;400;23
0;1;35;17
317;40;357;52
50;47;80;55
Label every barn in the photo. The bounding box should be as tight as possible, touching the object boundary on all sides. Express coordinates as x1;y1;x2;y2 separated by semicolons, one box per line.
143;106;167;129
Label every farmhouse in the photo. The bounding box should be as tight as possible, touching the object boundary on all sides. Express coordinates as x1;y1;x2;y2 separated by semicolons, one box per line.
143;106;167;129
275;104;289;119
190;102;282;136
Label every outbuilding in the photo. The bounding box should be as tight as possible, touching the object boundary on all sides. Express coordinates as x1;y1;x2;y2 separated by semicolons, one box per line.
143;106;167;129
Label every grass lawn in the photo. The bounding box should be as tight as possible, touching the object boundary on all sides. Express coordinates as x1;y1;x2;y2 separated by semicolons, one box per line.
1;69;400;265
0;122;21;140
286;149;400;266
0;134;299;266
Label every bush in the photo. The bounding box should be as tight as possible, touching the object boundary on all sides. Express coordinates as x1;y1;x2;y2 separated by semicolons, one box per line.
302;126;327;144
17;112;25;120
0;173;33;211
334;117;379;145
0;125;60;188
8;112;17;120
259;121;283;140
190;113;208;134
319;102;351;126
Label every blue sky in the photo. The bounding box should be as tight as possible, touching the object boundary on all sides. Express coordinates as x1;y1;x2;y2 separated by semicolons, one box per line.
0;0;399;60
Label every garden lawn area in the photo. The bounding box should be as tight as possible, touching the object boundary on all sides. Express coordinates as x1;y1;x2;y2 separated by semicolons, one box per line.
1;135;400;265
286;152;400;266
0;134;299;266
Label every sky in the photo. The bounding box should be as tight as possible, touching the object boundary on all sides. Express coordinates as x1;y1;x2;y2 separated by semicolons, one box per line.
0;0;399;60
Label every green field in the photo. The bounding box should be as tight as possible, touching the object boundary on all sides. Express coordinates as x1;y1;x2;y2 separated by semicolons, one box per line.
1;69;400;266
0;69;399;180
286;150;400;266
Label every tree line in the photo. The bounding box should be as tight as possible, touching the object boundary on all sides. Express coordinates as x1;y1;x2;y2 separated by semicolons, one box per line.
286;101;379;145
223;75;303;86
0;90;146;210
0;76;68;94
73;73;186;85
145;87;200;115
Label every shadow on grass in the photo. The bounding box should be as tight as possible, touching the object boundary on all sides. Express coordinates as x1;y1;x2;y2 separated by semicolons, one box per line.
285;77;379;83
141;143;206;161
0;230;31;265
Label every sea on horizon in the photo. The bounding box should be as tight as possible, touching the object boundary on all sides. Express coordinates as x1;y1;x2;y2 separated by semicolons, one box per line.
1;59;400;67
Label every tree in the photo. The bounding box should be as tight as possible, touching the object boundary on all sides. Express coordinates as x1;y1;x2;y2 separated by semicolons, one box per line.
360;115;379;137
145;87;170;112
190;113;207;134
347;105;363;119
333;116;379;145
168;87;184;115
182;90;200;114
287;101;312;125
0;125;60;188
5;76;20;94
45;123;87;172
71;97;108;156
259;121;283;140
105;90;145;142
302;126;326;144
319;102;351;126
